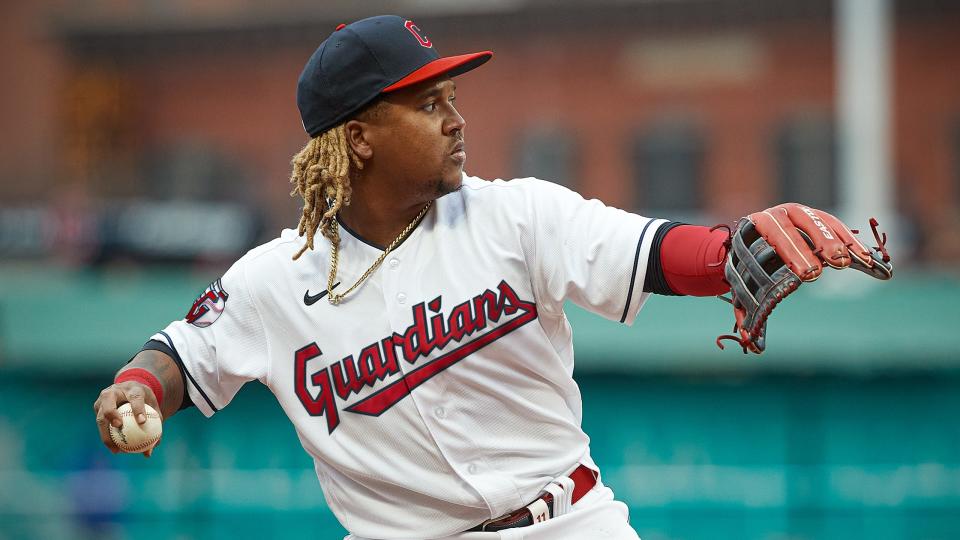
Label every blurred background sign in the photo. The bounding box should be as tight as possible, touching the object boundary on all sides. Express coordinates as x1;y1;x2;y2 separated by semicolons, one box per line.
1;0;959;539
0;202;259;262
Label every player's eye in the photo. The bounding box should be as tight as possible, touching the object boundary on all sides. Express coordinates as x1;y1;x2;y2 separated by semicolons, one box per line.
422;101;437;112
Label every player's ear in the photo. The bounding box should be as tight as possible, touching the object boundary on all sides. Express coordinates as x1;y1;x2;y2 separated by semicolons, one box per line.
344;119;374;161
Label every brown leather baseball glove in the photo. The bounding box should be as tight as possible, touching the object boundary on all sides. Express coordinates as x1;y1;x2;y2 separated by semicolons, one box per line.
717;203;893;354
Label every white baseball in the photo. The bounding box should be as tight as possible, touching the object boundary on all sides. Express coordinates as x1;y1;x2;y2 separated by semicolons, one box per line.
109;403;162;453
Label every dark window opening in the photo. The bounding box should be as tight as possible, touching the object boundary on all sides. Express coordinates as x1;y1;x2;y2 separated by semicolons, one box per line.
775;115;837;209
515;127;578;188
631;119;705;215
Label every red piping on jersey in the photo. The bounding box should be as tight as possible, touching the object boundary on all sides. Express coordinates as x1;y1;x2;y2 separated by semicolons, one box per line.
661;225;731;297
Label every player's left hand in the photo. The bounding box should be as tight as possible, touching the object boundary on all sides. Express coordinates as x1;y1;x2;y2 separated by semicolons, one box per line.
747;203;893;282
719;202;893;354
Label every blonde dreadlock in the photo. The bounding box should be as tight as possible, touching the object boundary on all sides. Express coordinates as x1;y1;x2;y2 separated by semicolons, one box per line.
289;124;363;260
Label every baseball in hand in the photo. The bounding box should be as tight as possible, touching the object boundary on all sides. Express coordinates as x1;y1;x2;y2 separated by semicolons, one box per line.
109;403;162;453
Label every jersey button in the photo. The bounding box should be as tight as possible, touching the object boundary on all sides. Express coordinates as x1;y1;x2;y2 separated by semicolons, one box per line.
467;463;478;475
397;293;407;304
389;258;400;269
435;407;446;419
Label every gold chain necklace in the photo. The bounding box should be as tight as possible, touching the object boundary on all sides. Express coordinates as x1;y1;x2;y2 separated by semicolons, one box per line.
326;201;433;305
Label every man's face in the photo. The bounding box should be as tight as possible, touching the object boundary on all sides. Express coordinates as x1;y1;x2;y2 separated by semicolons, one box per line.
365;77;466;200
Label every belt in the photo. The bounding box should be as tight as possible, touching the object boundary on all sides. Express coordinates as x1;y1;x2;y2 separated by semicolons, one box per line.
466;465;598;532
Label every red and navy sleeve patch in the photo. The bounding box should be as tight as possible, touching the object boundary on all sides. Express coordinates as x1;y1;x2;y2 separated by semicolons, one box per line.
185;278;229;328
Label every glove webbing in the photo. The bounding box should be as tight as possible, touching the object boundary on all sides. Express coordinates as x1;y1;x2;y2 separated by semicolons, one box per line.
717;219;801;354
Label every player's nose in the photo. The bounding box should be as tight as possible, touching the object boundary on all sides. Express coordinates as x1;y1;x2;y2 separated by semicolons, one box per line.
444;107;465;135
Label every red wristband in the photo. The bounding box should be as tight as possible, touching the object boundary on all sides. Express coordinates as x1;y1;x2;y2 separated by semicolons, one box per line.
115;368;164;409
660;224;731;297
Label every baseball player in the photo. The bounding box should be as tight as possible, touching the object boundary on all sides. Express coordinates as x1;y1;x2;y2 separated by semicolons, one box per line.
92;15;891;539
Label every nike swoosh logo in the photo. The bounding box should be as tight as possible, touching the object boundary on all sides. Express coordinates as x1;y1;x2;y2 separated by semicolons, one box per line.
304;282;340;306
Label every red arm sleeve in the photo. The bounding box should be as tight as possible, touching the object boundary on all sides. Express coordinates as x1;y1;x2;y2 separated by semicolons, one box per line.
660;224;731;296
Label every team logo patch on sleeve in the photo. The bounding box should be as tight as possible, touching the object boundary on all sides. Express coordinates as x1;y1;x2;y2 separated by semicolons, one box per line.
185;278;229;327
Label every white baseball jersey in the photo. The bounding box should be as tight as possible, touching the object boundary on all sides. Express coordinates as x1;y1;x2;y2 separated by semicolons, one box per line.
153;174;666;539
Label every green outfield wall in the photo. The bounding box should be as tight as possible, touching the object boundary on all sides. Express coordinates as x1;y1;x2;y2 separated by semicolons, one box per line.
1;268;958;539
0;267;957;373
1;373;958;539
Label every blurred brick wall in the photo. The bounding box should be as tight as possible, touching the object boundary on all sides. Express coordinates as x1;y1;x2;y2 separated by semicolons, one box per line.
0;1;68;201
2;1;959;262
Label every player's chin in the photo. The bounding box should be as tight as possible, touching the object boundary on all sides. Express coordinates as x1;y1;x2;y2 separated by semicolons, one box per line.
435;174;462;197
438;164;463;192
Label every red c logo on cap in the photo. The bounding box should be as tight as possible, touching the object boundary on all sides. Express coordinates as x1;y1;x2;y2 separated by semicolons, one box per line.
405;20;432;48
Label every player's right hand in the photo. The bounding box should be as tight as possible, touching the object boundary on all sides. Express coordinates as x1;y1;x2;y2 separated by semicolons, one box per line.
93;381;162;457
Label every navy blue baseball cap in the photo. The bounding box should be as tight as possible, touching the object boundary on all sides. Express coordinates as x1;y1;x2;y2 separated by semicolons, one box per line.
297;15;493;137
